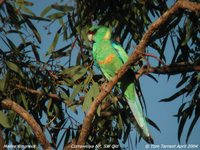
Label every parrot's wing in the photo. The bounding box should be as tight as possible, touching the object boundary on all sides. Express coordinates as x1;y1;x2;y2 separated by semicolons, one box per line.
92;44;101;69
112;41;128;64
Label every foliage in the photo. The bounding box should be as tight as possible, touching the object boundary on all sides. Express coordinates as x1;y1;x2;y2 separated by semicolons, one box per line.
0;0;199;149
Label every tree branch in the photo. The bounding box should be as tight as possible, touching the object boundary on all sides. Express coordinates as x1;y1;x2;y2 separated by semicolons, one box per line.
16;84;85;107
1;99;52;150
76;0;200;147
16;84;60;100
178;0;200;12
136;63;200;78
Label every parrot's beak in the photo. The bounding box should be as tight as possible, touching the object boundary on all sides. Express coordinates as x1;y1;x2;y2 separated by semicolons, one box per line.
88;33;93;42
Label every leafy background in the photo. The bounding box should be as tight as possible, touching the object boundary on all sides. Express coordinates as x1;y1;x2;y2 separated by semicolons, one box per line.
0;0;199;149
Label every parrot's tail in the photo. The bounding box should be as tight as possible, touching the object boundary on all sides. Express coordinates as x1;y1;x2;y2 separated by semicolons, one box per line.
124;84;154;144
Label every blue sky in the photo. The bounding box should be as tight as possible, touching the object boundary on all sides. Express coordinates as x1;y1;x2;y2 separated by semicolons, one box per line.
1;0;200;149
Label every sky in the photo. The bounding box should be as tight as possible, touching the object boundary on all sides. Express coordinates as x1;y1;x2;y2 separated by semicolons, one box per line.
1;0;200;150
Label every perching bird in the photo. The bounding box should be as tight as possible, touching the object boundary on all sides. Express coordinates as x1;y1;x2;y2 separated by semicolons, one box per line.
88;26;153;143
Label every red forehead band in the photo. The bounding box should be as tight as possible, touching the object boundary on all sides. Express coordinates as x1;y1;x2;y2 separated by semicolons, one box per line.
88;31;95;35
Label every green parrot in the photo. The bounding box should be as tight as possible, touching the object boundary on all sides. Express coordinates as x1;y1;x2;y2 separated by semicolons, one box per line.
88;26;153;143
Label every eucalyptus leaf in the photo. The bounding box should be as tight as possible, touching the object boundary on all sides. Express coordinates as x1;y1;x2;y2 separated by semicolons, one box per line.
6;61;24;78
47;31;60;54
0;111;11;128
22;15;41;43
40;5;52;17
51;4;74;12
62;65;88;82
82;82;99;112
0;77;6;92
21;6;35;16
47;12;65;20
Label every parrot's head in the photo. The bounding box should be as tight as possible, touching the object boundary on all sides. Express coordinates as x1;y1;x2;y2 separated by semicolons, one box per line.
88;26;111;42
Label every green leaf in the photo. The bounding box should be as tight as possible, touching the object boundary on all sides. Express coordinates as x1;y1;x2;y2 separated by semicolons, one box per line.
77;25;90;45
118;114;124;130
72;67;87;82
61;92;69;100
47;99;53;116
54;104;60;117
6;61;24;78
0;76;6;92
17;42;32;51
69;84;83;101
31;44;40;61
51;4;74;12
54;44;71;52
97;106;101;116
40;5;52;17
47;12;65;20
82;82;99;112
181;19;192;46
22;14;50;21
20;93;28;110
21;6;35;16
62;65;81;74
22;15;41;43
62;65;88;82
51;44;71;59
16;0;34;6
84;74;93;84
47;31;60;54
4;37;18;51
0;111;11;128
